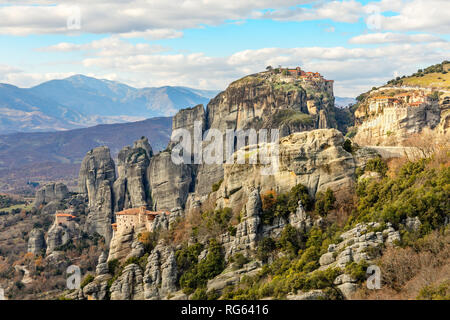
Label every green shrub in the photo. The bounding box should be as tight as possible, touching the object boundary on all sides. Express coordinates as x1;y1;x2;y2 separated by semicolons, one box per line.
352;158;449;232
345;261;368;283
417;281;450;300
261;184;313;224
202;207;233;234
179;239;225;294
230;253;249;270
256;237;277;262
108;259;120;275
228;225;237;236
365;157;388;176
314;188;336;216
278;225;302;256
190;287;208;300
80;274;95;289
176;243;203;275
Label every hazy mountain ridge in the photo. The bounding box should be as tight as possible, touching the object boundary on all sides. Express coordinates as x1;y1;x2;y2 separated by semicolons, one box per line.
0;75;219;134
0;116;172;193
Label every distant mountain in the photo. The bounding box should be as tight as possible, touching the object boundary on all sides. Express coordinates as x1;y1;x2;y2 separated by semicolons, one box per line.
335;96;356;108
0;75;219;134
0;83;87;134
0;116;172;193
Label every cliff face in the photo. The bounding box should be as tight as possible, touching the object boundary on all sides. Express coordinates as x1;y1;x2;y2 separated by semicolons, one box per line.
206;71;335;133
353;87;448;146
114;137;153;212
213;129;356;212
148;151;194;211
34;183;69;208
78;146;116;242
185;71;338;198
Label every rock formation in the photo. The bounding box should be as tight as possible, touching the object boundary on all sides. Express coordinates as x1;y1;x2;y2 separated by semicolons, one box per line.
34;183;69;208
82;252;111;300
45;220;79;255
143;242;178;299
114;137;153;212
214;128;355;213
78;146;116;243
27;229;46;254
221;189;262;258
110;263;145;300
148;151;194;211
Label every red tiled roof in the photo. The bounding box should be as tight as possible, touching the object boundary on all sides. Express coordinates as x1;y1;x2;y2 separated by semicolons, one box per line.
56;213;75;218
116;208;170;216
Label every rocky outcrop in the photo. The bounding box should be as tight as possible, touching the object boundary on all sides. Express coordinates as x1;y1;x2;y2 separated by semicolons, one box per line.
82;252;111;300
78;146;116;242
143;242;178;299
114;137;152;212
85;180;114;243
34;183;69;208
334;274;357;299
215;129;355;214
45;220;79;255
206;72;334;133
221;189;262;258
78;146;116;206
318;222;400;270
27;229;46;254
126;240;145;260
207;261;261;294
108;226;136;262
286;290;328;300
169;104;206;148
110;263;145;300
148;151;193;211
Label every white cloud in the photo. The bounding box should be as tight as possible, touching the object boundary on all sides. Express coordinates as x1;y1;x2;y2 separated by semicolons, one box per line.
259;0;363;23
38;36;169;57
0;0;306;36
119;29;183;40
349;32;444;44
377;0;450;33
33;38;447;96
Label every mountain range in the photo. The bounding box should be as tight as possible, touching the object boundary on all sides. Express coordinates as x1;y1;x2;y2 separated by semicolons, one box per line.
0;75;219;134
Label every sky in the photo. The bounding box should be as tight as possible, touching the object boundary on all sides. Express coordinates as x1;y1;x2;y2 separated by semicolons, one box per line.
0;0;449;97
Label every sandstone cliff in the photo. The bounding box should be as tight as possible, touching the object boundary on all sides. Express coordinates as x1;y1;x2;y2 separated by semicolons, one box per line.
353;87;449;146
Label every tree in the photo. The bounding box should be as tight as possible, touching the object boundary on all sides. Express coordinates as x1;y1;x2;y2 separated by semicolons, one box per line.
315;188;336;216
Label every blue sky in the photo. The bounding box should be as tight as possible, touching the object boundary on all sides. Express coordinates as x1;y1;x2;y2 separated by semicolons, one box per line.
0;0;448;97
